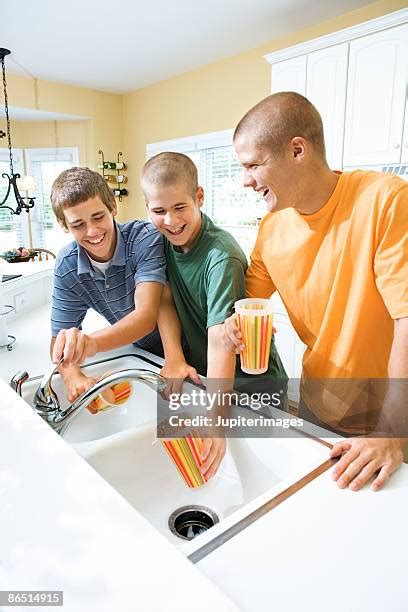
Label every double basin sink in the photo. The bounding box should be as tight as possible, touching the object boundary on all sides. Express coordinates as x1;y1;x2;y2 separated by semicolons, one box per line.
19;352;332;557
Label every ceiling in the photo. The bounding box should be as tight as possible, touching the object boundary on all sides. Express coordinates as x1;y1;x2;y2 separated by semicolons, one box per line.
2;0;372;94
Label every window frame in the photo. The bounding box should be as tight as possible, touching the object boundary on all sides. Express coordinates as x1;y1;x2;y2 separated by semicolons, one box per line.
24;146;79;249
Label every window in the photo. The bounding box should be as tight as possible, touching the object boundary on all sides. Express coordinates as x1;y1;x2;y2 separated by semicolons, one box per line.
25;147;79;254
147;130;266;256
0;146;78;254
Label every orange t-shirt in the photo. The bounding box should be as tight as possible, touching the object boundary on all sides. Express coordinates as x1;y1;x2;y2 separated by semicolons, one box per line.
246;171;408;430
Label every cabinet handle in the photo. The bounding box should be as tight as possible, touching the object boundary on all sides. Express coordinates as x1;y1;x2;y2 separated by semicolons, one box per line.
393;143;400;149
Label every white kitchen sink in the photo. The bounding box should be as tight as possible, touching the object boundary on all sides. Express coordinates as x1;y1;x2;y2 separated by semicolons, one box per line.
17;351;333;555
19;353;162;443
78;415;330;555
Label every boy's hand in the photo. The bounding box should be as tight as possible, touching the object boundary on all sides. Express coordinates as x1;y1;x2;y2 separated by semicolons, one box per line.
160;360;201;397
53;328;99;366
330;437;405;491
199;438;226;481
221;314;244;354
60;368;98;406
221;314;277;354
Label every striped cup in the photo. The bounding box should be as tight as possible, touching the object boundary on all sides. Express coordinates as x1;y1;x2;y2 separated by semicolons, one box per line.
235;298;274;375
161;435;207;488
88;372;132;413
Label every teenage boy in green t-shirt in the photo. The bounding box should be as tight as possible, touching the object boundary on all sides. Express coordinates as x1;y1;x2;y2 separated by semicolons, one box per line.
141;152;286;479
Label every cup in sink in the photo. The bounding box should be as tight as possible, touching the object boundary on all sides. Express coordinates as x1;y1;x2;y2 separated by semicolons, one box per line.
19;353;161;444
80;414;330;555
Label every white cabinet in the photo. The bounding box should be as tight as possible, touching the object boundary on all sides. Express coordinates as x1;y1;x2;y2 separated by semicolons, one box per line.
306;44;348;169
2;272;53;320
270;44;348;169
271;56;306;94
267;17;408;168
402;97;408;163
271;294;304;404
343;23;408;166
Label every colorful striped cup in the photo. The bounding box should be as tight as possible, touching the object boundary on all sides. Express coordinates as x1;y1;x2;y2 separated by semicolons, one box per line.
88;373;132;413
235;298;274;375
161;435;207;488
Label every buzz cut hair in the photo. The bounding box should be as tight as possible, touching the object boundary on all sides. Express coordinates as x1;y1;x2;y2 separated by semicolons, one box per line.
51;166;116;229
234;91;326;160
141;152;198;199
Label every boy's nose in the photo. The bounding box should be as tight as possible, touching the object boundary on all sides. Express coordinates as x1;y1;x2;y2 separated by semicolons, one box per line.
87;223;100;236
164;211;176;225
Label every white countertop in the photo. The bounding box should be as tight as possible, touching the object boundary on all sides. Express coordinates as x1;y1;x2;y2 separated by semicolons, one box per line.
0;376;238;612
198;462;408;611
0;304;110;382
0;260;54;277
2;303;408;612
1;303;238;611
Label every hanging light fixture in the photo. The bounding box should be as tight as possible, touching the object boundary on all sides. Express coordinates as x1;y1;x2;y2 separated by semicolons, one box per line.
0;48;35;215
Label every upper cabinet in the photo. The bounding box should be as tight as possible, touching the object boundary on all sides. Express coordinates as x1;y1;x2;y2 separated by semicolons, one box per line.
402;96;408;164
306;44;348;169
271;56;306;94
270;44;349;169
344;23;408;166
266;9;408;170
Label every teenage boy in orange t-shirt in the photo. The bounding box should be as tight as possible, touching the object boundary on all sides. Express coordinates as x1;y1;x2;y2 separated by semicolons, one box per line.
223;92;408;493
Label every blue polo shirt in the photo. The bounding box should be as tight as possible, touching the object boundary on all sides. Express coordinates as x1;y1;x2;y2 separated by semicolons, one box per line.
51;220;166;336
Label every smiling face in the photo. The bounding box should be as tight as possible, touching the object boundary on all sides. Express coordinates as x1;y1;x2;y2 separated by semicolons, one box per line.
61;196;118;262
145;182;204;253
234;134;301;213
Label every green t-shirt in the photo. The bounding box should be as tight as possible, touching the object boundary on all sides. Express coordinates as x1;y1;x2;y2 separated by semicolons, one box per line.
165;213;286;390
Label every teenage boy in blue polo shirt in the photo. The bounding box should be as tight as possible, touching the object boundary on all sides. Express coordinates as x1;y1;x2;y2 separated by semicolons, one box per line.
50;167;168;402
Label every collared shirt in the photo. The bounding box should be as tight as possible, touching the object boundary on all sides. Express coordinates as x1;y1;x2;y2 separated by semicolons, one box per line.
51;220;166;336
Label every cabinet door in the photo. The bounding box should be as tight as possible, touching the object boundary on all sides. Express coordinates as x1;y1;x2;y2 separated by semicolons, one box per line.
271;294;305;404
306;44;348;169
271;56;306;94
343;24;408;166
402;96;408;163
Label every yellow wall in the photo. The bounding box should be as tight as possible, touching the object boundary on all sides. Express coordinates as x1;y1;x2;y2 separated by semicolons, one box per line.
123;0;407;219
0;73;123;169
1;0;405;221
8;120;88;165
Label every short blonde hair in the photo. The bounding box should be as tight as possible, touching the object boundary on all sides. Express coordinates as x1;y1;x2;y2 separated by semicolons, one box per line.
141;152;198;199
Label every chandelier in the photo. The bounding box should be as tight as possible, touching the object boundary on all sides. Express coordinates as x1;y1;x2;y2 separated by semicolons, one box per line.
0;48;35;215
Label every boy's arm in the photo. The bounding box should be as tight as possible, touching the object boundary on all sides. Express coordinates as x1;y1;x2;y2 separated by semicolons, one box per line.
199;324;236;481
197;257;246;479
158;284;200;383
52;281;163;365
330;317;408;491
206;324;236;381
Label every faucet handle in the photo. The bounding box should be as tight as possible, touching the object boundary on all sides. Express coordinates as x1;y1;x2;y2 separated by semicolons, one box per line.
39;359;63;390
10;371;29;396
34;359;63;414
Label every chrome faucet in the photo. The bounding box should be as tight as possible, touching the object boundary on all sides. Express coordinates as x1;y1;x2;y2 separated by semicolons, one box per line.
20;365;167;436
10;370;29;395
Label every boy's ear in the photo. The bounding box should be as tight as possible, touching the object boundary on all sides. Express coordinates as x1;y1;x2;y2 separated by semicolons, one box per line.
291;136;307;160
111;201;118;216
196;186;204;208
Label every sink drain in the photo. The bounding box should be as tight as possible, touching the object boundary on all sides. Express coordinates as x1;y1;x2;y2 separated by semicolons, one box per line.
169;505;219;541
